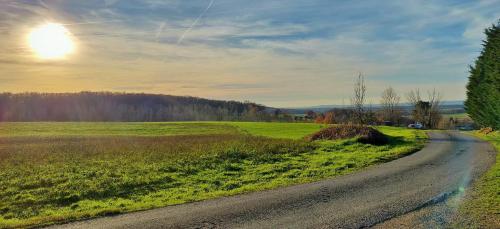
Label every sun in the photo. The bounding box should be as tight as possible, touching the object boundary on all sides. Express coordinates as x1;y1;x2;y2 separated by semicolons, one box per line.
28;23;75;59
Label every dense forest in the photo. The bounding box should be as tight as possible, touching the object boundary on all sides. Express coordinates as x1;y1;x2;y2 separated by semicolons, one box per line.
0;92;277;122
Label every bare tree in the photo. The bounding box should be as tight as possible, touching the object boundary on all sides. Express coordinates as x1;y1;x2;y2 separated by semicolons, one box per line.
380;87;401;124
323;112;335;124
407;89;424;124
427;89;442;129
406;89;421;107
406;89;442;128
351;73;366;124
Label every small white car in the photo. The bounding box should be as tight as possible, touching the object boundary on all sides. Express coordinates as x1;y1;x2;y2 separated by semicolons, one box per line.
408;123;423;129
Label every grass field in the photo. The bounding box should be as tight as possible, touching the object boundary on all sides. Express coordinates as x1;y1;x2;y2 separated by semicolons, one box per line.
0;122;325;139
0;122;426;228
0;122;240;137
442;113;470;120
457;131;500;228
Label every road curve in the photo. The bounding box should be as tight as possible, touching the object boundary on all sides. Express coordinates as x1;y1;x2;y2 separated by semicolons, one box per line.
51;131;497;229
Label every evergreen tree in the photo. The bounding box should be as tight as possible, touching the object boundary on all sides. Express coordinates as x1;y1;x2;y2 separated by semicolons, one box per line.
465;21;500;129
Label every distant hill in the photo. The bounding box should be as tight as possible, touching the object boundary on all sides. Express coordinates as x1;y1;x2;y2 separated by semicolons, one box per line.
0;92;273;122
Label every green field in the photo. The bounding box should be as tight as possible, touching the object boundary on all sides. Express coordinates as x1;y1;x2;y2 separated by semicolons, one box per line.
0;122;240;137
457;131;500;228
441;113;470;120
0;122;326;139
0;122;426;228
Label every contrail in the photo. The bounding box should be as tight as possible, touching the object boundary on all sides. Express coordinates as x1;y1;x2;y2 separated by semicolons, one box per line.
36;0;122;27
155;22;167;41
177;0;214;44
38;0;49;9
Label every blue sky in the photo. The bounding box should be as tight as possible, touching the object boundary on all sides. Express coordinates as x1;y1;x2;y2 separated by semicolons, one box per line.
0;0;498;107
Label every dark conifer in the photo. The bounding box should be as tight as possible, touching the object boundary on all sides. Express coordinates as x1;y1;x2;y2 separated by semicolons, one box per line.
465;21;500;129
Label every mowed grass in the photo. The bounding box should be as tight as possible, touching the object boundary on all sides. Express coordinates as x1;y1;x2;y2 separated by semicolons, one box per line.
0;122;324;139
0;122;426;228
457;131;500;228
227;122;326;139
0;122;239;137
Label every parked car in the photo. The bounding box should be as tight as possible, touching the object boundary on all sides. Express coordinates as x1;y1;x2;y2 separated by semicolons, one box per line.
457;125;474;131
408;122;423;129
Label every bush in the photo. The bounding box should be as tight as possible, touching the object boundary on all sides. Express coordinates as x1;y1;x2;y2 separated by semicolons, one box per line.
306;125;389;145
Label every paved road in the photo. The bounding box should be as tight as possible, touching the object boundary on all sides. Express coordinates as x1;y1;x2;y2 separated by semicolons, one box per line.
51;131;496;229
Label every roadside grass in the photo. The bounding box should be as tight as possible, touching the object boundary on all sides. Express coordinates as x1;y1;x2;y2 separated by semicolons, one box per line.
0;123;426;228
456;131;499;228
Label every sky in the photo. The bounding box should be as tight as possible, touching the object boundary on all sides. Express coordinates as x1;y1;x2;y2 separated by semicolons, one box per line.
0;0;498;107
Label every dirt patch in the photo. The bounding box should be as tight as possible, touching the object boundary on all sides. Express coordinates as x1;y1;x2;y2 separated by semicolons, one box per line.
307;125;389;145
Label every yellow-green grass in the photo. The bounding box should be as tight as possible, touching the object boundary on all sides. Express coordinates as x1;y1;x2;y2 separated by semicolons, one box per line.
442;113;470;119
0;122;407;140
0;122;239;137
0;122;426;228
457;131;499;228
0;122;324;139
226;122;326;139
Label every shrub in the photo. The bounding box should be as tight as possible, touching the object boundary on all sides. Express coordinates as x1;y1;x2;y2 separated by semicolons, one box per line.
479;127;494;135
306;125;389;145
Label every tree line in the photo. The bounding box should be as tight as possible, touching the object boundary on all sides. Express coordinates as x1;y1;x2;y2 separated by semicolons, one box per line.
0;92;281;122
309;73;445;129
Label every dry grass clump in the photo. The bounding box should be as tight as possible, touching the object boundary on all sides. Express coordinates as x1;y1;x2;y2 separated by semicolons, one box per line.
306;125;389;145
479;127;494;134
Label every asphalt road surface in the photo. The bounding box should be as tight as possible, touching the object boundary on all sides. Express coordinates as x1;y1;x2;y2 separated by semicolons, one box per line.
51;131;496;229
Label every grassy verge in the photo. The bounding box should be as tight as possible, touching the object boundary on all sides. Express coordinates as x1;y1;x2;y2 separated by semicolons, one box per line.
456;131;499;228
0;122;426;228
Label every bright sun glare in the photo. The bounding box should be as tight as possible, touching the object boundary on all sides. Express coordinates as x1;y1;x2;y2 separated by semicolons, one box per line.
28;23;75;59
